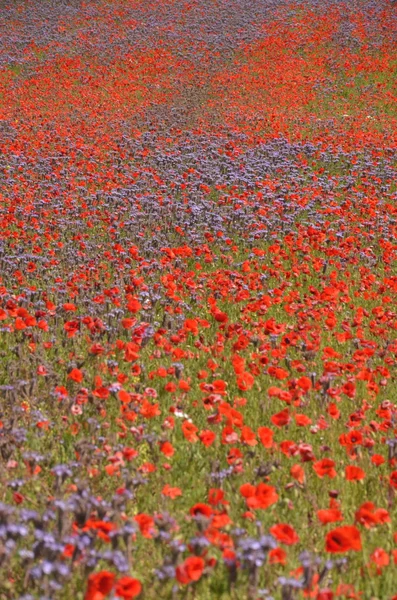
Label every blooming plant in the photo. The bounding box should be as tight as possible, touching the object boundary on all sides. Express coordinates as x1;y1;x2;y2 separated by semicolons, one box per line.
0;0;396;598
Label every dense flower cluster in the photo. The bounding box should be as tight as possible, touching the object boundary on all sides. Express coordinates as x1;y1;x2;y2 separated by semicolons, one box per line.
0;0;396;598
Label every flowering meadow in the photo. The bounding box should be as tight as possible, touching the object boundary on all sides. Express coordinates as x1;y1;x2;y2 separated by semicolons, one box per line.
0;0;397;598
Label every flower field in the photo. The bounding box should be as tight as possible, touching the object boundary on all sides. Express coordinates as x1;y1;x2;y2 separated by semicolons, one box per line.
0;0;396;598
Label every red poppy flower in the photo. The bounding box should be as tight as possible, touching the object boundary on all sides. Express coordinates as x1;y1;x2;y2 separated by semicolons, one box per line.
199;430;216;447
313;459;337;479
295;413;312;427
122;318;135;329
13;492;24;504
296;376;312;392
184;318;199;335
325;526;362;553
84;571;115;600
268;366;289;380
124;342;139;362
257;426;273;448
68;368;83;383
236;372;254;391
317;508;343;525
182;421;198;442
316;590;334;600
268;547;287;565
270;523;299;545
179;379;190;391
267;386;284;398
222;427;239;444
328;403;340;420
290;464;305;484
162;484;182;499
114;577;142;599
371;454;385;466
212;309;228;323
63;303;77;311
140;400;160;419
345;430;363;446
134;514;155;538
390;471;397;489
159;441;175;457
270;408;290;428
355;502;390;528
118;390;131;404
247;483;278;510
15;317;27;330
176;556;205;585
227;447;243;465
127;298;141;313
369;548;389;575
84;519;116;543
190;503;212;518
345;465;365;481
240;483;256;498
240;425;257;446
208;488;228;506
